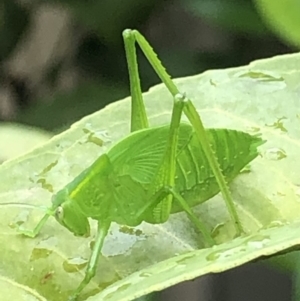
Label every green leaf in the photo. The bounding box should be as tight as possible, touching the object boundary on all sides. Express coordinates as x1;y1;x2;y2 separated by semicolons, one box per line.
254;0;300;47
0;123;51;163
181;0;268;36
1;52;300;301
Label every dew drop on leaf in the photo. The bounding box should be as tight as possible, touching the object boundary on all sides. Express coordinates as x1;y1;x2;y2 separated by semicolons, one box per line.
176;253;196;265
244;234;271;249
63;256;88;273
264;148;287;160
139;272;152;278
104;283;132;300
206;245;246;262
115;283;131;293
206;233;271;262
267;220;286;228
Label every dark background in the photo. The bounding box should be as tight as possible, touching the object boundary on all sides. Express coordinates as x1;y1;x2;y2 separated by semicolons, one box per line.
0;0;296;131
1;0;299;300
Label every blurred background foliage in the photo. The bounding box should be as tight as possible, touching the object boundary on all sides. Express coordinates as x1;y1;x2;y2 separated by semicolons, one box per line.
0;0;299;133
1;0;300;300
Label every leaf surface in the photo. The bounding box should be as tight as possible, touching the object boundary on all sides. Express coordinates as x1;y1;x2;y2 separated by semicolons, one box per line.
0;52;300;301
0;123;51;163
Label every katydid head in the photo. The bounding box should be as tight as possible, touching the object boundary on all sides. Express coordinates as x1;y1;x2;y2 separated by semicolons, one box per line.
52;189;90;237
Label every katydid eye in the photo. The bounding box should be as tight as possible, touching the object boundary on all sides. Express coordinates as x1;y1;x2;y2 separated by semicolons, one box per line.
55;206;64;221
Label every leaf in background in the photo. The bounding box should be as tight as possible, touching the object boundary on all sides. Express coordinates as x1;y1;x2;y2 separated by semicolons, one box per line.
181;0;268;36
254;0;300;48
0;52;300;301
16;81;128;132
0;123;51;163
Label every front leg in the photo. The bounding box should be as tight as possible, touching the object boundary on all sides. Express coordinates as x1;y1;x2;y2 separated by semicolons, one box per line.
68;221;111;301
18;212;51;238
18;202;59;237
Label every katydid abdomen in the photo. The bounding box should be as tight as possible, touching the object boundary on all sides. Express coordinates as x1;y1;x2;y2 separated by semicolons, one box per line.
171;125;264;212
68;122;263;225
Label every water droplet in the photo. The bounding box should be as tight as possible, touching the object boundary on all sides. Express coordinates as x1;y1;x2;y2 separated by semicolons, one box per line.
205;248;223;262
118;283;131;291
244;234;270;249
267;220;285;228
139;272;152;278
103;283;132;300
211;223;225;238
206;245;246;262
176;253;196;265
264;148;287;160
63;257;88;273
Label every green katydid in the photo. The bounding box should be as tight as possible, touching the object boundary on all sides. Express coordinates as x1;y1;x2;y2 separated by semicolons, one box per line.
18;29;265;300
